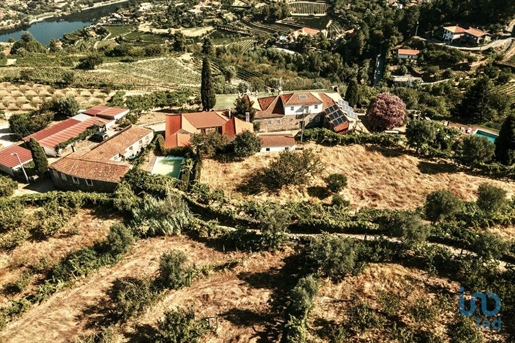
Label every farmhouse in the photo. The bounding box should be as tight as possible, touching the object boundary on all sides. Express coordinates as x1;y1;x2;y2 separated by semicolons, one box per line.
78;105;130;128
23;117;99;157
164;111;253;149
0;145;32;177
255;92;353;132
397;48;420;60
443;25;491;44
259;134;296;152
49;125;153;192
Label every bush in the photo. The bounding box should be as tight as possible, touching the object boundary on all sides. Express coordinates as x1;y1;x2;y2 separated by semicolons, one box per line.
107;223;135;256
113;181;139;213
457;135;495;166
0;200;24;231
425;190;463;223
325;174;347;193
108;277;158;320
156;251;193;289
476;183;508;215
153;308;208;343
0;175;17;196
233;130;261;158
263;149;323;189
77;54;103;70
332;194;350;207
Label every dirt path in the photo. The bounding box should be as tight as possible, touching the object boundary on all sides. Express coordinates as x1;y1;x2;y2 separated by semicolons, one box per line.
0;236;236;343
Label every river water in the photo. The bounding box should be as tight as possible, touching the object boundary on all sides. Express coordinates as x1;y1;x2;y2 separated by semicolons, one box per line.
0;1;133;45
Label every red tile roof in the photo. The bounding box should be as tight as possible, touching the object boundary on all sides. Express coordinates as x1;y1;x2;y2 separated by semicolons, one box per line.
256;92;335;119
23;117;97;150
283;92;323;106
260;134;296;148
398;49;420;55
257;96;276;111
182;112;228;129
316;93;337;111
51;157;130;183
444;25;467;34
300;27;319;35
0;145;33;168
465;27;489;37
82;105;130;120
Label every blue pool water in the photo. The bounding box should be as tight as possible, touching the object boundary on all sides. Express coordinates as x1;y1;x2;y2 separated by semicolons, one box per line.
474;129;498;144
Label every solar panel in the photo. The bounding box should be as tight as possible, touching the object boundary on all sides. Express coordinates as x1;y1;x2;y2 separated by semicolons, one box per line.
329;112;338;120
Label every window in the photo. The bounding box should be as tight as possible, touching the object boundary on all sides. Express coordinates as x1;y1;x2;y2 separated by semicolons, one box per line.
139;139;143;144
144;136;150;143
267;120;272;125
290;106;294;111
299;94;307;100
61;173;67;181
276;120;281;124
266;148;270;151
72;176;79;184
314;104;318;110
85;179;93;187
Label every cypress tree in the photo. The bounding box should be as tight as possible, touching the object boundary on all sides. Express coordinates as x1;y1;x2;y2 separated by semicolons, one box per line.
495;113;515;165
345;79;359;107
29;138;48;174
201;57;216;111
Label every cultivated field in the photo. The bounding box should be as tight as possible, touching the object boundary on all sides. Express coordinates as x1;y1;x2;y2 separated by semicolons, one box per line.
201;143;515;209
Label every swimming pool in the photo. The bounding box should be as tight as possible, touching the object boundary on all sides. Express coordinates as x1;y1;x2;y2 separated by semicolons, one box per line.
151;156;184;179
474;129;498;144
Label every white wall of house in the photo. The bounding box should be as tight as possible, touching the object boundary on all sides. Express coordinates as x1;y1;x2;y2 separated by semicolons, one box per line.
260;145;297;153
283;103;322;115
443;31;462;41
45;146;58;157
119;131;154;160
398;54;418;60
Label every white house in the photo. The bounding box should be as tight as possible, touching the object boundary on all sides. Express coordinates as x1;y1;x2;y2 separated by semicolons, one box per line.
79;105;130;129
443;25;467;42
259;134;296;152
397;48;420;60
443;25;491;44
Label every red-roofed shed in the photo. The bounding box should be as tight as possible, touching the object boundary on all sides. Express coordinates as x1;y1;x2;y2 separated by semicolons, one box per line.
0;145;33;176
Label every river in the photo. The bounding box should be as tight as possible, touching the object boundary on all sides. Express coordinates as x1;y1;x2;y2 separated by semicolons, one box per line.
0;0;134;45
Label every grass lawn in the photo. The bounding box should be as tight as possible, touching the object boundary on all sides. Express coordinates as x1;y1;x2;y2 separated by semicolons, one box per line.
106;24;136;36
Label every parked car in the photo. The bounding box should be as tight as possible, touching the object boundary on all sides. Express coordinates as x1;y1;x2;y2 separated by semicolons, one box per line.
91;132;109;142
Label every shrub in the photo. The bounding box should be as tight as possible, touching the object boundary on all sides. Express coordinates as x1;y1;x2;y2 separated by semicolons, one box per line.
233;130;261;158
447;315;483;343
156;251;193;289
389;212;431;249
113;181;139;213
77;54;103;70
108;277;158;320
263;149;323;189
257;205;291;250
476;183;508;215
325;173;347;193
107;223;135;257
153;307;208;343
0;200;25;231
0;175;17;196
332;194;350;207
0;227;30;251
457;135;495;166
424;190;463;223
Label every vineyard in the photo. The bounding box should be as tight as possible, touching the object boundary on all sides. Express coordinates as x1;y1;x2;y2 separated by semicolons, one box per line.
289;1;328;16
498;81;515;98
106;57;201;87
225;39;256;52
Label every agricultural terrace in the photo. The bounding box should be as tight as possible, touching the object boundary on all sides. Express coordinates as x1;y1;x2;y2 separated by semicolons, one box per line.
498;80;515;99
289;1;329;16
0;82;110;113
201;143;515;210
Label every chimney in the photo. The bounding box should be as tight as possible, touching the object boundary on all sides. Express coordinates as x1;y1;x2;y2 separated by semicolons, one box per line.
228;109;231;118
245;112;250;122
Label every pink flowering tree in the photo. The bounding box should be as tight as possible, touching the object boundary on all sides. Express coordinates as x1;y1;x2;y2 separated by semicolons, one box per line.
366;93;406;132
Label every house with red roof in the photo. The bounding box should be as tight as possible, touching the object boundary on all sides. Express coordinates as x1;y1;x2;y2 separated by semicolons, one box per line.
443;25;491;44
259;134;297;152
49;125;153;192
397;49;420;61
255;92;342;132
164;111;253;149
0;145;33;177
79;105;130;128
23;117;99;157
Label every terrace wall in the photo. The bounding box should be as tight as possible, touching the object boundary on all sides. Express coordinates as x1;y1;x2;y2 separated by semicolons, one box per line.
255;112;323;132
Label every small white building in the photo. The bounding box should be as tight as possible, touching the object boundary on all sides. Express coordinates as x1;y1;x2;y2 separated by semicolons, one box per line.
397;48;420;60
259;134;297;152
79;105;130;129
0;145;33;176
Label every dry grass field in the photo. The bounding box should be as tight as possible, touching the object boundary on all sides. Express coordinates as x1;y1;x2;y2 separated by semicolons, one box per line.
1;234;291;343
201;143;515;210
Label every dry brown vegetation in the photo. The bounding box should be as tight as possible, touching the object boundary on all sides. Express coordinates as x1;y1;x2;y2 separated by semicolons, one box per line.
1;234;291;343
201;143;515;210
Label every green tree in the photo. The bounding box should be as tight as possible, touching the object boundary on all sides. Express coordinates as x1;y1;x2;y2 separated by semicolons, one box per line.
325;173;347;193
108;277;157;320
9;112;53;140
424;190;463;223
200;57;216;111
153;308;208;343
495;113;515;165
77;54;103;70
472;232;509;260
406;119;437;153
257;205;291;250
233;130;261;158
47;96;79;118
113;181;140;212
0;175;17;196
366;93;406;131
28;138;48;174
454;77;508;123
190;131;229;157
172;31;186;52
457;135;495;166
476;183;508;215
156;250;193;289
107;223;135;256
389;212;431;250
201;37;214;55
344;79;359;107
233;95;256;122
264;149;323;189
221;65;237;83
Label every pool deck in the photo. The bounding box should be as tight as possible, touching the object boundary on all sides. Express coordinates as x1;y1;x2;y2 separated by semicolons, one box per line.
441;121;498;136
